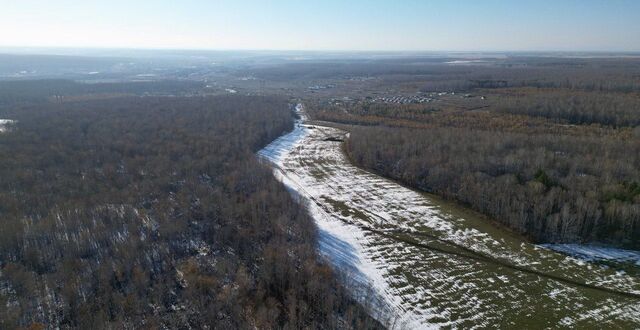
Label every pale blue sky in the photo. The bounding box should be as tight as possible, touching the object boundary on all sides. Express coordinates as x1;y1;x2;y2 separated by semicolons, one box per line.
0;0;638;51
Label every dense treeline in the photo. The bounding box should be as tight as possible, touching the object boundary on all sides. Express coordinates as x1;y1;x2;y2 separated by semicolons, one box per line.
307;99;637;140
418;69;640;94
0;79;205;107
346;126;640;248
494;89;640;127
418;58;640;93
243;56;640;93
0;96;379;328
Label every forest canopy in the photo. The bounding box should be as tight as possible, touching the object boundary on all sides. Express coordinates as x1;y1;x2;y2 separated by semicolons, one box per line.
305;73;640;249
346;126;640;247
0;95;378;329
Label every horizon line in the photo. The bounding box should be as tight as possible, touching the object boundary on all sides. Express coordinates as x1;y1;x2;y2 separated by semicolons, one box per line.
1;45;640;55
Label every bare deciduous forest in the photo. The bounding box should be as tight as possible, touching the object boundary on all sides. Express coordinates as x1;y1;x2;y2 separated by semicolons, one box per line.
346;126;640;246
2;0;640;326
305;58;640;249
0;95;379;329
1;51;640;328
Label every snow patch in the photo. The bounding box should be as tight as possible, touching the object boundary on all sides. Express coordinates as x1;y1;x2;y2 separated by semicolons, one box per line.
541;244;640;266
0;119;15;132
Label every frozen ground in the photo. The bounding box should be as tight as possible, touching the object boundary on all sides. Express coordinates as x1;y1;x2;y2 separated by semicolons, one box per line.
258;104;640;329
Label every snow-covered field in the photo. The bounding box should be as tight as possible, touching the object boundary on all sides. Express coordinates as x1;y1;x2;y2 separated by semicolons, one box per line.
258;104;640;329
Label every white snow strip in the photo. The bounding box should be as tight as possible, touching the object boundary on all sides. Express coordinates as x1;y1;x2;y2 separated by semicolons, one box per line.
258;104;421;328
541;244;640;266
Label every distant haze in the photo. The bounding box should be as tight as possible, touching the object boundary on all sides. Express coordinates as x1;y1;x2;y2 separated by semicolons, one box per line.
1;0;639;51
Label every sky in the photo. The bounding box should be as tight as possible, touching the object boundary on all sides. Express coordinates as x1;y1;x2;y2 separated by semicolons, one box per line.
0;0;638;52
